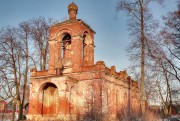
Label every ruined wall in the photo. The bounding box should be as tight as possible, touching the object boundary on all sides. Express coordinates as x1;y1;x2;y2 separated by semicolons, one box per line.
28;61;140;121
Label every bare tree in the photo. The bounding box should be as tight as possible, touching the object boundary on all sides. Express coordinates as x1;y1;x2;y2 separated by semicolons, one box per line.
0;26;22;121
16;21;31;120
116;0;164;114
29;17;53;70
0;17;54;121
80;80;103;121
144;2;180;116
160;1;180;82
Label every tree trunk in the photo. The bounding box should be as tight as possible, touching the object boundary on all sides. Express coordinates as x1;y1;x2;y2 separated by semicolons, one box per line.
11;101;16;121
140;0;146;114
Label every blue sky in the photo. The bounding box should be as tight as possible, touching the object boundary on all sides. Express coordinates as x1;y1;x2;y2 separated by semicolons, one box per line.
0;0;177;72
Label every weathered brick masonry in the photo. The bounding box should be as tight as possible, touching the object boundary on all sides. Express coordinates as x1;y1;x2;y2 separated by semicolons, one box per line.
27;2;140;121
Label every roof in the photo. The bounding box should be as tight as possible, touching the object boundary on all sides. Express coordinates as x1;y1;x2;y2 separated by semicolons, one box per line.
52;19;96;34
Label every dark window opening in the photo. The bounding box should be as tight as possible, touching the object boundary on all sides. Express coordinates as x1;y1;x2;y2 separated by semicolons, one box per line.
62;34;71;58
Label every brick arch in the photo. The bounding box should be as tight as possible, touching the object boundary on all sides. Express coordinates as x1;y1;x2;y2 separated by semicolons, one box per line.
38;82;59;117
54;29;74;60
56;28;73;42
38;82;58;92
82;31;93;44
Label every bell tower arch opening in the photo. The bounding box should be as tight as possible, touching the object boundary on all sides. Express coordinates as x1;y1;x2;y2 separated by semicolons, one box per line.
62;33;72;59
82;31;94;66
40;82;59;117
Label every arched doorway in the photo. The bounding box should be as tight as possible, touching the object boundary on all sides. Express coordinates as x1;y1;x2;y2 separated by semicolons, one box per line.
41;83;58;117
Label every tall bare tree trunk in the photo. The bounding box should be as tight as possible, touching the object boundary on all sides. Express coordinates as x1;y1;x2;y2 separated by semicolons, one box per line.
161;63;172;116
18;31;29;120
11;101;16;121
140;0;146;114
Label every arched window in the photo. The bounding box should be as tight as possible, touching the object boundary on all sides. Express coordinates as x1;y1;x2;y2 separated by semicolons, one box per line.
124;92;127;108
62;33;71;59
82;33;87;63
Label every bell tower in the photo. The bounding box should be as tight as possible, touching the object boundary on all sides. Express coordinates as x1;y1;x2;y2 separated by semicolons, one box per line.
48;2;95;74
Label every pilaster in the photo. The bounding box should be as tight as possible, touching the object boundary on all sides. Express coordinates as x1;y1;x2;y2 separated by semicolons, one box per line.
71;36;83;72
48;39;56;75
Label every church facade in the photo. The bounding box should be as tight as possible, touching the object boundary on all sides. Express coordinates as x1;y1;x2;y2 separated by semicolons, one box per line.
27;2;140;121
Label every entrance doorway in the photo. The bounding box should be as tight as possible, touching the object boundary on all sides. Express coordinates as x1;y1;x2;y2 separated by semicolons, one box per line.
41;83;58;117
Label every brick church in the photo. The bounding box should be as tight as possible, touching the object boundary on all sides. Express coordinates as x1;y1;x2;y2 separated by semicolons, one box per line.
27;2;140;121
